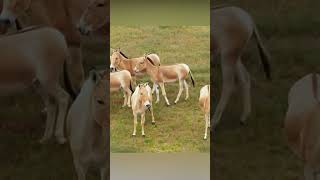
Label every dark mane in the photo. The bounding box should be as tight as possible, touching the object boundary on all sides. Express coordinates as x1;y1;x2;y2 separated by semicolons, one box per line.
146;57;155;66
119;51;129;59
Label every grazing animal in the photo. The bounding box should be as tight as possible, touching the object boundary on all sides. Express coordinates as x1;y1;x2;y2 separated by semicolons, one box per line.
0;0;110;93
78;0;109;35
67;70;108;180
211;6;271;128
0;26;78;144
285;73;320;180
131;83;155;137
110;70;133;107
134;56;195;105
199;85;210;140
110;48;161;94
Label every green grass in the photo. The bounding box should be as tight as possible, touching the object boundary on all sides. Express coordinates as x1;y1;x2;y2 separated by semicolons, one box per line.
0;35;107;179
110;26;210;152
212;1;319;179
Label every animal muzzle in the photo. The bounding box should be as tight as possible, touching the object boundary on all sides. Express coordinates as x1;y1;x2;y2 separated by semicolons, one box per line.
144;101;151;110
110;67;117;72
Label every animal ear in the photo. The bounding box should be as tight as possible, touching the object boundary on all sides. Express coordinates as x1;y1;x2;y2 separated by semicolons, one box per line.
145;82;149;86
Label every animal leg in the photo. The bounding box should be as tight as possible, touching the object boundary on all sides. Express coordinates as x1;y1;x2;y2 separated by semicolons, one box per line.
40;96;57;144
159;83;170;106
126;88;132;107
174;80;184;104
213;55;236;129
132;113;138;136
150;105;156;124
141;113;146;136
54;86;70;144
184;80;189;100
74;159;88;180
100;166;108;180
68;46;85;93
155;83;160;103
122;89;127;107
236;61;251;125
204;113;209;140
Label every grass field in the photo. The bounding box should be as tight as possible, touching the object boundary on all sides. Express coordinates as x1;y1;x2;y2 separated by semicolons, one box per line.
0;35;107;179
110;26;210;152
212;1;320;180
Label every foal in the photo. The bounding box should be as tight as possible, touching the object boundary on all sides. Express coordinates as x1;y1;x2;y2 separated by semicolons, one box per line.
134;56;195;105
110;70;133;107
199;85;210;140
131;83;155;136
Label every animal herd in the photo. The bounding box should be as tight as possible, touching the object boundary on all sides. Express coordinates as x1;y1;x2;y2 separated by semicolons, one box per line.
110;48;211;139
213;6;320;180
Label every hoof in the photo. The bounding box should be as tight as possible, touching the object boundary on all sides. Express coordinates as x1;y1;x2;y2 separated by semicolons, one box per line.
152;121;156;125
132;134;136;137
174;101;177;104
56;136;67;144
142;134;145;137
203;137;207;140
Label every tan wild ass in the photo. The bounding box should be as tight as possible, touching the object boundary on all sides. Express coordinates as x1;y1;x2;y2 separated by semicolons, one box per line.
0;26;78;144
0;0;110;93
212;6;271;128
67;70;108;180
78;0;109;35
285;73;320;180
110;70;133;107
131;83;155;137
199;85;210;140
134;56;195;105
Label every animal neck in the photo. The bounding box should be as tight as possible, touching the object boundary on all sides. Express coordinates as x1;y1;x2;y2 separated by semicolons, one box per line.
145;60;158;79
118;58;131;71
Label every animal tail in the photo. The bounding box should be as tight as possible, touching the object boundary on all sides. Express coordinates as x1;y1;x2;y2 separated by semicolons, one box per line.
129;80;134;93
253;24;271;80
63;61;77;100
189;70;195;87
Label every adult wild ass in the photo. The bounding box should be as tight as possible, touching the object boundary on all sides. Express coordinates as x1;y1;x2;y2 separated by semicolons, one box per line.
110;48;161;94
285;73;320;180
212;6;271;128
134;56;195;105
67;70;108;180
0;0;110;93
110;70;133;107
0;26;77;144
131;83;155;137
199;85;210;140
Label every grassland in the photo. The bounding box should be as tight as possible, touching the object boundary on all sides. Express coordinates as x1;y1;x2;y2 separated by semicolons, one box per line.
110;26;210;152
212;1;320;180
0;35;107;179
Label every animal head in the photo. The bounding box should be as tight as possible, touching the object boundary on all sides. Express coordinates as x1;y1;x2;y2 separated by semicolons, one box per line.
110;48;124;72
78;0;108;35
90;69;108;128
134;55;154;73
137;83;151;109
0;0;31;27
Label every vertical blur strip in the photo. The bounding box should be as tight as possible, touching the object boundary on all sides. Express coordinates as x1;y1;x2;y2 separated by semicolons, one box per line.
111;0;210;25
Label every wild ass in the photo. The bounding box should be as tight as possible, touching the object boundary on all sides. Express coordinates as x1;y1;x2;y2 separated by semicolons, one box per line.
199;85;210;140
285;73;320;180
212;6;271;128
0;26;78;144
134;56;195;105
110;70;133;107
131;83;155;136
110;48;161;93
67;70;108;180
